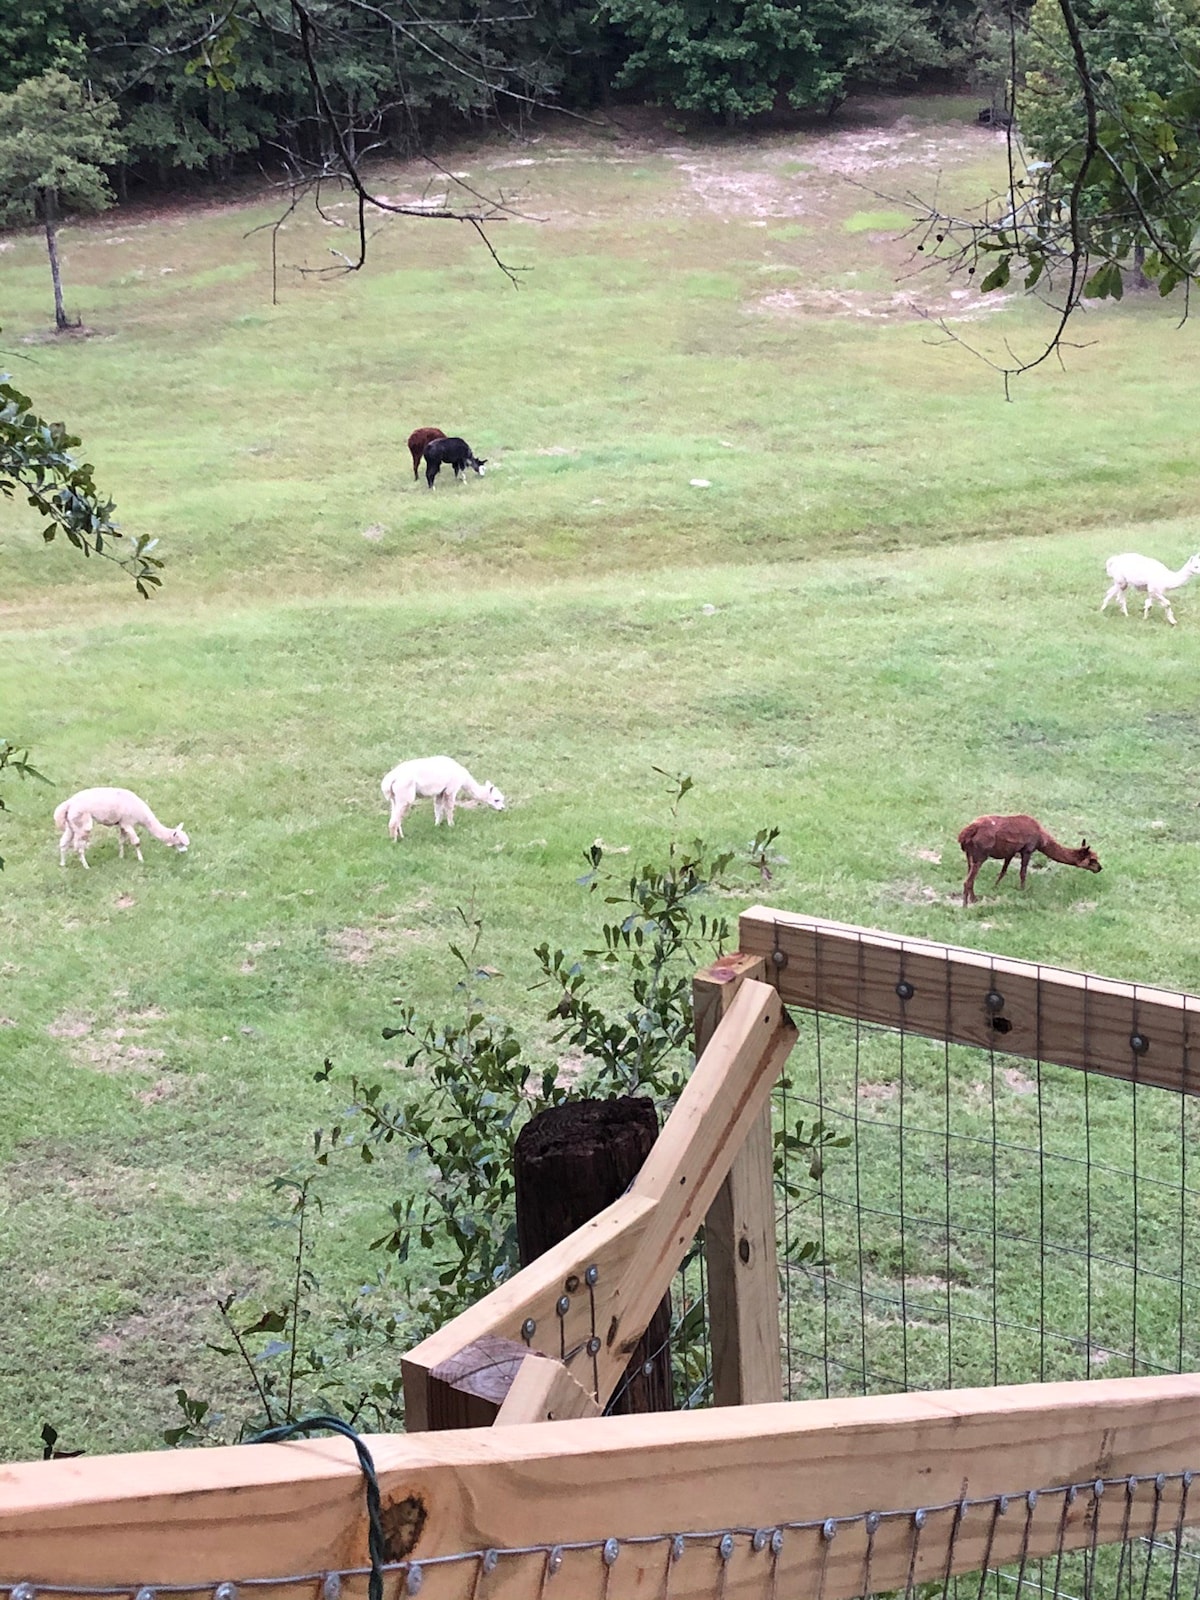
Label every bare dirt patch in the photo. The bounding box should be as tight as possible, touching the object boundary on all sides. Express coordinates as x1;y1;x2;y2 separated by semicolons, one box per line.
48;1012;93;1039
327;919;429;965
50;1007;170;1073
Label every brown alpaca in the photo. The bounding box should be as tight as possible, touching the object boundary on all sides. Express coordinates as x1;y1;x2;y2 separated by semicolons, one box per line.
407;426;446;481
958;814;1101;907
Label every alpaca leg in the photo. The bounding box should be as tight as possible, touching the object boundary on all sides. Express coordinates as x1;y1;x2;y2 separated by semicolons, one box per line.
120;825;144;863
995;855;1014;884
1018;847;1033;888
388;800;409;840
1118;586;1129;616
442;789;457;826
962;855;981;906
1101;582;1121;613
59;825;73;867
75;826;91;869
1161;593;1178;626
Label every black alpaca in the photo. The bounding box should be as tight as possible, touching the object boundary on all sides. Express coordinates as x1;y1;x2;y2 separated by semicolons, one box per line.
423;436;487;488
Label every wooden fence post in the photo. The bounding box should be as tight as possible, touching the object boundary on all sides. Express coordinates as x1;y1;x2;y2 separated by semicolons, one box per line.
696;952;783;1406
513;1097;673;1413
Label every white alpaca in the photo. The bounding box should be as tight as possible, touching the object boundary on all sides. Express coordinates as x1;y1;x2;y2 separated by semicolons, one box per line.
1101;551;1200;626
380;756;505;841
54;787;190;869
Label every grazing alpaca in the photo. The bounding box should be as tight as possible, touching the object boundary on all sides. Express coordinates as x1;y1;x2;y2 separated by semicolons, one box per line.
423;436;486;489
380;756;505;840
958;814;1101;907
1101;551;1200;626
407;426;445;482
55;787;190;869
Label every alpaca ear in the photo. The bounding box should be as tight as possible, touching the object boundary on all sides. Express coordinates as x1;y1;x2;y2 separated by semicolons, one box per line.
1080;838;1088;849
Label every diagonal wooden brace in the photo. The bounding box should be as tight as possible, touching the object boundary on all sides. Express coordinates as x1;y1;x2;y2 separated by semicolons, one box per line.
402;979;796;1428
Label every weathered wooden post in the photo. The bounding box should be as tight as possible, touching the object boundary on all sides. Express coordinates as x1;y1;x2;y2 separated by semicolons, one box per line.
513;1096;673;1412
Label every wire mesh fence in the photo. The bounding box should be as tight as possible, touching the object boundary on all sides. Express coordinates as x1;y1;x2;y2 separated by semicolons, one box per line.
777;998;1200;1401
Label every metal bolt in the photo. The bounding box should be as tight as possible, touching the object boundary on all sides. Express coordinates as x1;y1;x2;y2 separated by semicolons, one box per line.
556;1295;570;1317
135;1589;157;1600
985;990;1005;1013
215;1585;238;1600
719;1534;735;1562
771;948;788;969
822;1519;838;1541
521;1317;536;1342
11;1587;35;1600
1131;1033;1149;1055
1027;1491;1038;1511
770;1530;785;1555
1157;1474;1167;1492
587;1335;601;1355
642;1360;654;1375
895;980;915;1001
548;1548;564;1576
865;1513;881;1535
671;1536;686;1563
1066;1486;1078;1504
483;1551;499;1575
585;1265;599;1287
405;1567;423;1596
997;1498;1009;1516
913;1510;927;1530
321;1578;342;1600
603;1539;620;1567
1094;1480;1106;1499
752;1530;769;1553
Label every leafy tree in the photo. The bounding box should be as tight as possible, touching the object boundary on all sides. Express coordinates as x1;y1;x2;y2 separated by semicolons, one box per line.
0;70;126;330
600;0;951;122
0;369;161;593
1020;0;1200;292
0;741;48;871
915;1;1200;382
0;0;75;94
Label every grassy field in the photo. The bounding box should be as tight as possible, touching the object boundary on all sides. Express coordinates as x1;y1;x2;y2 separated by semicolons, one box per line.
3;96;1200;1462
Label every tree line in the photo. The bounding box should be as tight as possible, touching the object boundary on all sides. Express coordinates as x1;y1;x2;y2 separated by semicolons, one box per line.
0;0;1006;191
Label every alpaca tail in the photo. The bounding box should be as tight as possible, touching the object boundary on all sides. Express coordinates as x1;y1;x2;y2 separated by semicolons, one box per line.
54;800;69;830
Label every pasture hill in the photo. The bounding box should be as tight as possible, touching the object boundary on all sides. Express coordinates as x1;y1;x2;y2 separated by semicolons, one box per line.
3;98;1200;1461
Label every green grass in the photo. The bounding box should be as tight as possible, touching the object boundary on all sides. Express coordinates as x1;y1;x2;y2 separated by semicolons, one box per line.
4;96;1200;1462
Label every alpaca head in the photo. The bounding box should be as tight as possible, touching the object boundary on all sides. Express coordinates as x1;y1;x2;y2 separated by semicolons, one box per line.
169;828;190;853
1074;838;1102;873
480;783;505;811
1186;553;1200;578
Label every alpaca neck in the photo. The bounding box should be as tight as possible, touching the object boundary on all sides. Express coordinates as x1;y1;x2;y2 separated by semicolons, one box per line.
1038;833;1080;866
143;812;175;842
1167;566;1198;590
464;778;486;801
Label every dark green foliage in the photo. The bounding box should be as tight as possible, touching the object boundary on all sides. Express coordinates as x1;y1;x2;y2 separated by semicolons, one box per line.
0;741;49;870
601;0;955;121
1017;0;1200;298
0;372;160;594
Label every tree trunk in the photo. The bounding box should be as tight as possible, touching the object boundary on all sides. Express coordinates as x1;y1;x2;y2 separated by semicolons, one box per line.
43;201;69;332
1130;242;1150;292
513;1097;674;1414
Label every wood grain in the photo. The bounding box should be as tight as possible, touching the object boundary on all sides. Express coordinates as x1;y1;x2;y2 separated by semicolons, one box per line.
404;979;795;1426
739;907;1200;1093
6;1374;1200;1600
695;953;783;1406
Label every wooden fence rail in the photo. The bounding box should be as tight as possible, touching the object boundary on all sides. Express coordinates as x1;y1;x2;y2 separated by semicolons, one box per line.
739;907;1200;1094
5;1376;1200;1600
